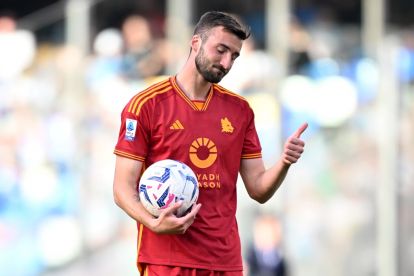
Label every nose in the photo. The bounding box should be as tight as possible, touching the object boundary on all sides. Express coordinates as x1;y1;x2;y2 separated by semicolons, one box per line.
220;53;233;71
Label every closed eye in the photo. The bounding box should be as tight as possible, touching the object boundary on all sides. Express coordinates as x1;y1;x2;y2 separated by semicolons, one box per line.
217;47;226;54
217;44;240;61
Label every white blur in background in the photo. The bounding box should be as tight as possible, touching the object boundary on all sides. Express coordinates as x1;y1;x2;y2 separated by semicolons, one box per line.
0;1;414;276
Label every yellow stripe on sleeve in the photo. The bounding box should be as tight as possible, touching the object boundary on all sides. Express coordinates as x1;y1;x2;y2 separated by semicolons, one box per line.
114;150;146;162
128;79;170;113
241;153;262;159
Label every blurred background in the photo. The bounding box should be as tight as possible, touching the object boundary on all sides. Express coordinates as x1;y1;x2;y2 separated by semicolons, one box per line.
0;0;413;275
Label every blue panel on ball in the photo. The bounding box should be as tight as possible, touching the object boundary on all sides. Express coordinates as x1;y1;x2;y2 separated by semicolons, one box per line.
186;176;198;199
148;168;171;183
156;186;170;207
139;184;151;203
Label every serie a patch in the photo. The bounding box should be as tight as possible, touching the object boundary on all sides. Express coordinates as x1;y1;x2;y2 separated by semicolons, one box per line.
125;118;137;141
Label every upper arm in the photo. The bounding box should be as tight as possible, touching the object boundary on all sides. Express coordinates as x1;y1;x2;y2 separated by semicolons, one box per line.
113;155;143;201
239;158;265;198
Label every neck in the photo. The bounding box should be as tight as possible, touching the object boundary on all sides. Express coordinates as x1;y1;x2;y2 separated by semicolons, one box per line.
175;64;211;101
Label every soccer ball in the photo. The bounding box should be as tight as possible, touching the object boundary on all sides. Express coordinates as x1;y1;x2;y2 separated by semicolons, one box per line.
138;159;199;217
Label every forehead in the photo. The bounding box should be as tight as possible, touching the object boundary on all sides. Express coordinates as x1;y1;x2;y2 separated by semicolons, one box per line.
204;26;243;51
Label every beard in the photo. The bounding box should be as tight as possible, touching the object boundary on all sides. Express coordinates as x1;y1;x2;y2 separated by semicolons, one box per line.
195;46;228;83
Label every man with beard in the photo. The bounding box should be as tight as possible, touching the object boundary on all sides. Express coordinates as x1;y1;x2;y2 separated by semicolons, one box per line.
113;11;307;276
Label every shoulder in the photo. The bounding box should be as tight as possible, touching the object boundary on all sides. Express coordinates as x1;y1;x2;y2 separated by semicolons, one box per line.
124;77;174;116
213;83;251;108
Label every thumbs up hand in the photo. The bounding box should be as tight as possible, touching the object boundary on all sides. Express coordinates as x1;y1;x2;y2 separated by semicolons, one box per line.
282;123;308;165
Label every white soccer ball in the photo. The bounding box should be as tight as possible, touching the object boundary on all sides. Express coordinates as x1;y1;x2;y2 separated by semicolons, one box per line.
138;159;199;217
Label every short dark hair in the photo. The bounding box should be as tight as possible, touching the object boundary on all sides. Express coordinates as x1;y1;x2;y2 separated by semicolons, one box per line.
193;11;250;41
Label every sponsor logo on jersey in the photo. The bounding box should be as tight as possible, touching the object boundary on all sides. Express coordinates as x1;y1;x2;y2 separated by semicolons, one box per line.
189;137;217;169
196;173;221;189
169;119;184;130
125;119;137;141
221;117;234;133
189;137;222;189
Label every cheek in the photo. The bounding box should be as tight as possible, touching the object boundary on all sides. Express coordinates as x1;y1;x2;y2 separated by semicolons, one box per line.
203;47;220;62
212;54;225;66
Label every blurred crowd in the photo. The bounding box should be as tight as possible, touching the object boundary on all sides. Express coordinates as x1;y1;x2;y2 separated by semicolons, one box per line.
1;3;414;276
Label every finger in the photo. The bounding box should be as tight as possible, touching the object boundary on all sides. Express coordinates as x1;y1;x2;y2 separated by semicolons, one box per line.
285;149;302;159
161;200;183;216
292;122;308;139
286;143;304;153
284;156;298;164
287;138;305;146
178;204;202;233
284;151;301;163
180;203;201;221
187;203;202;218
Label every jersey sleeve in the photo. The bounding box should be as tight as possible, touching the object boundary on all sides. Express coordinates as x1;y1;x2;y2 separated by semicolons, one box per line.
113;97;151;162
241;105;262;159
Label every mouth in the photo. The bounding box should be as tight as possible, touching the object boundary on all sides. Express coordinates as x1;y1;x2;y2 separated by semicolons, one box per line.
213;65;227;75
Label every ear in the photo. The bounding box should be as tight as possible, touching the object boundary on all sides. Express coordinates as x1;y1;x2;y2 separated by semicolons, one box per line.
191;35;201;53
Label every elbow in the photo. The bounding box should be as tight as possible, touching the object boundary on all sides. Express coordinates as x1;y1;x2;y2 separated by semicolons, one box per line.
114;194;121;208
254;196;270;204
247;191;269;204
255;197;268;204
113;185;123;208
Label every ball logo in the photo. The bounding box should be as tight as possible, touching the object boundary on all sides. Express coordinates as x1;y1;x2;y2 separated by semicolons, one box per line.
189;137;217;168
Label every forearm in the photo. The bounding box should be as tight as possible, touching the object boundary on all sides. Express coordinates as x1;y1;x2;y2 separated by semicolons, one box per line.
247;122;307;203
241;158;291;204
114;178;202;235
253;159;290;203
114;181;154;228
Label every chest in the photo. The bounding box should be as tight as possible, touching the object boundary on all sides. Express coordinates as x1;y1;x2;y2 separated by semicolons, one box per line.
148;96;247;162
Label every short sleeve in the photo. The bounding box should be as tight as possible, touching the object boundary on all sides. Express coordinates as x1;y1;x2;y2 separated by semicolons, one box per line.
241;105;262;159
113;99;152;162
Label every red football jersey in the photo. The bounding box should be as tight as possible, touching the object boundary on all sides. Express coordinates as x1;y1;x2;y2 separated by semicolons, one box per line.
114;76;262;271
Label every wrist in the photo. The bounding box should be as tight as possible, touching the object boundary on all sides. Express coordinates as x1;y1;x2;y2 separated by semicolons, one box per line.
280;157;292;168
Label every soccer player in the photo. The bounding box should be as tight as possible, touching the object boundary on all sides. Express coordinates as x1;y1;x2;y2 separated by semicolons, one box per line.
113;11;307;276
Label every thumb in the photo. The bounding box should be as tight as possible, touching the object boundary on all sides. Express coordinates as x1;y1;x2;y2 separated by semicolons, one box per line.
292;122;308;138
